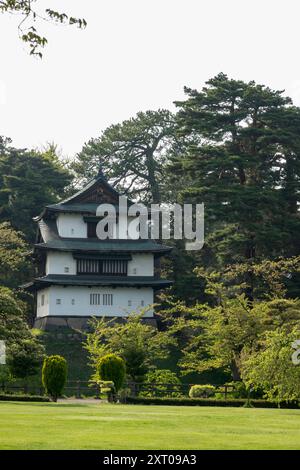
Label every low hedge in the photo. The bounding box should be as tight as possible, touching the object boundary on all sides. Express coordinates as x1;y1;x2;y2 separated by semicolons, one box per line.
126;396;300;409
0;394;50;402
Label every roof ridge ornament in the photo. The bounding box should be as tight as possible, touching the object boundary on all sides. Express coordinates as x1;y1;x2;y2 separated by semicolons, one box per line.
97;165;107;181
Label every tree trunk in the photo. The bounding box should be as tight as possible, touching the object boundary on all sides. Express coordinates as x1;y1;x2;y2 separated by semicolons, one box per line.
230;359;241;381
145;150;161;204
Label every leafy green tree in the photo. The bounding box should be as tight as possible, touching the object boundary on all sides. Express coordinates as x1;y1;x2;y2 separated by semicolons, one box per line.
242;327;300;404
0;222;31;288
220;255;300;300
0;1;86;57
173;73;300;268
7;339;44;390
42;355;67;401
85;313;175;382
178;295;266;381
0;141;72;241
160;271;300;381
74;110;178;203
97;354;126;392
0;286;44;380
140;369;182;398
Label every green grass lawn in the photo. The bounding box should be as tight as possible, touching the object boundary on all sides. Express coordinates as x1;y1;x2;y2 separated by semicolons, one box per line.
1;402;300;450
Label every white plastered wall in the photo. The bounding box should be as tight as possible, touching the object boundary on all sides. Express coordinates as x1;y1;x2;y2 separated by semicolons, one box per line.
36;285;154;318
46;252;76;275
36;288;50;317
46;252;154;276
56;214;87;238
128;254;154;276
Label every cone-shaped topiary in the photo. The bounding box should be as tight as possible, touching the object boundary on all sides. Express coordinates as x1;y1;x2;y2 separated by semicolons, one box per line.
42;355;67;402
97;354;126;392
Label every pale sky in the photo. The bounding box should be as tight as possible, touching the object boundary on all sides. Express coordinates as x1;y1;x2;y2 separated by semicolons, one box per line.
1;0;300;158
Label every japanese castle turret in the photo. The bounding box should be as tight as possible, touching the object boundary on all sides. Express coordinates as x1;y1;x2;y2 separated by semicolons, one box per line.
24;171;172;330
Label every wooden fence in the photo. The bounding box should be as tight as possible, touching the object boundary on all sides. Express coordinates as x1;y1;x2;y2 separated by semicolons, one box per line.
0;380;235;399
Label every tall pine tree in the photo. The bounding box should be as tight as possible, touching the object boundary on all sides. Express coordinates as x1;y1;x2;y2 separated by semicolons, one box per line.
173;73;300;267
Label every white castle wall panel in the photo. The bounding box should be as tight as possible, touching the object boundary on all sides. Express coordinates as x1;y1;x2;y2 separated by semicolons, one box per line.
46;252;77;275
36;286;154;318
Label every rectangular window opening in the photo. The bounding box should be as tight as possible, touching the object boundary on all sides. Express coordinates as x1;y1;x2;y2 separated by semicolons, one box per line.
77;259;128;276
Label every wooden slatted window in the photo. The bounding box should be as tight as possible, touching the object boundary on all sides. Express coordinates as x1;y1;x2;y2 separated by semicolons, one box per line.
77;259;127;275
89;293;113;306
90;293;101;305
103;294;113;306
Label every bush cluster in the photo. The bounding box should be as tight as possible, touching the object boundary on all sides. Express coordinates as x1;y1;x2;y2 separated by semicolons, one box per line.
139;369;182;398
126;396;300;408
0;394;50;402
189;384;216;398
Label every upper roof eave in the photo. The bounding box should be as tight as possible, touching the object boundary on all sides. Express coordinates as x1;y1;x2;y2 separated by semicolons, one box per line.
33;173;121;221
33;238;172;255
21;275;173;291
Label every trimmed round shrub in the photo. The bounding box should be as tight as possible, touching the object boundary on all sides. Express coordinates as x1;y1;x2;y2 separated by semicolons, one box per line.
42;355;67;402
189;384;216;398
97;354;126;392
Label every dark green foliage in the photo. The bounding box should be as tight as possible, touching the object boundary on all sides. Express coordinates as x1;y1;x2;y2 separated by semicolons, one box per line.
7;339;44;380
0;286;45;379
0;394;50;402
173;73;300;279
42;355;67;401
40;328;92;383
126;396;300;408
0;222;31;289
97;354;126;392
0;142;72;241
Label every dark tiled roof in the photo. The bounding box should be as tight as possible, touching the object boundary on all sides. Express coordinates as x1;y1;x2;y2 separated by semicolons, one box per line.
59;174;119;204
34;238;172;254
22;274;173;290
45;202;101;214
33;174;121;220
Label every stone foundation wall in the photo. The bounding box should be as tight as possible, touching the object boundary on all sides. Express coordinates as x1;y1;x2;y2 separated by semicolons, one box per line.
34;315;157;331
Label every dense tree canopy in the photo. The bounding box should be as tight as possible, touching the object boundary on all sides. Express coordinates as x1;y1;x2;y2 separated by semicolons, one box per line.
172;73;300;266
242;327;300;403
0;222;31;288
0;286;44;379
0;140;72;241
74;110;180;204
